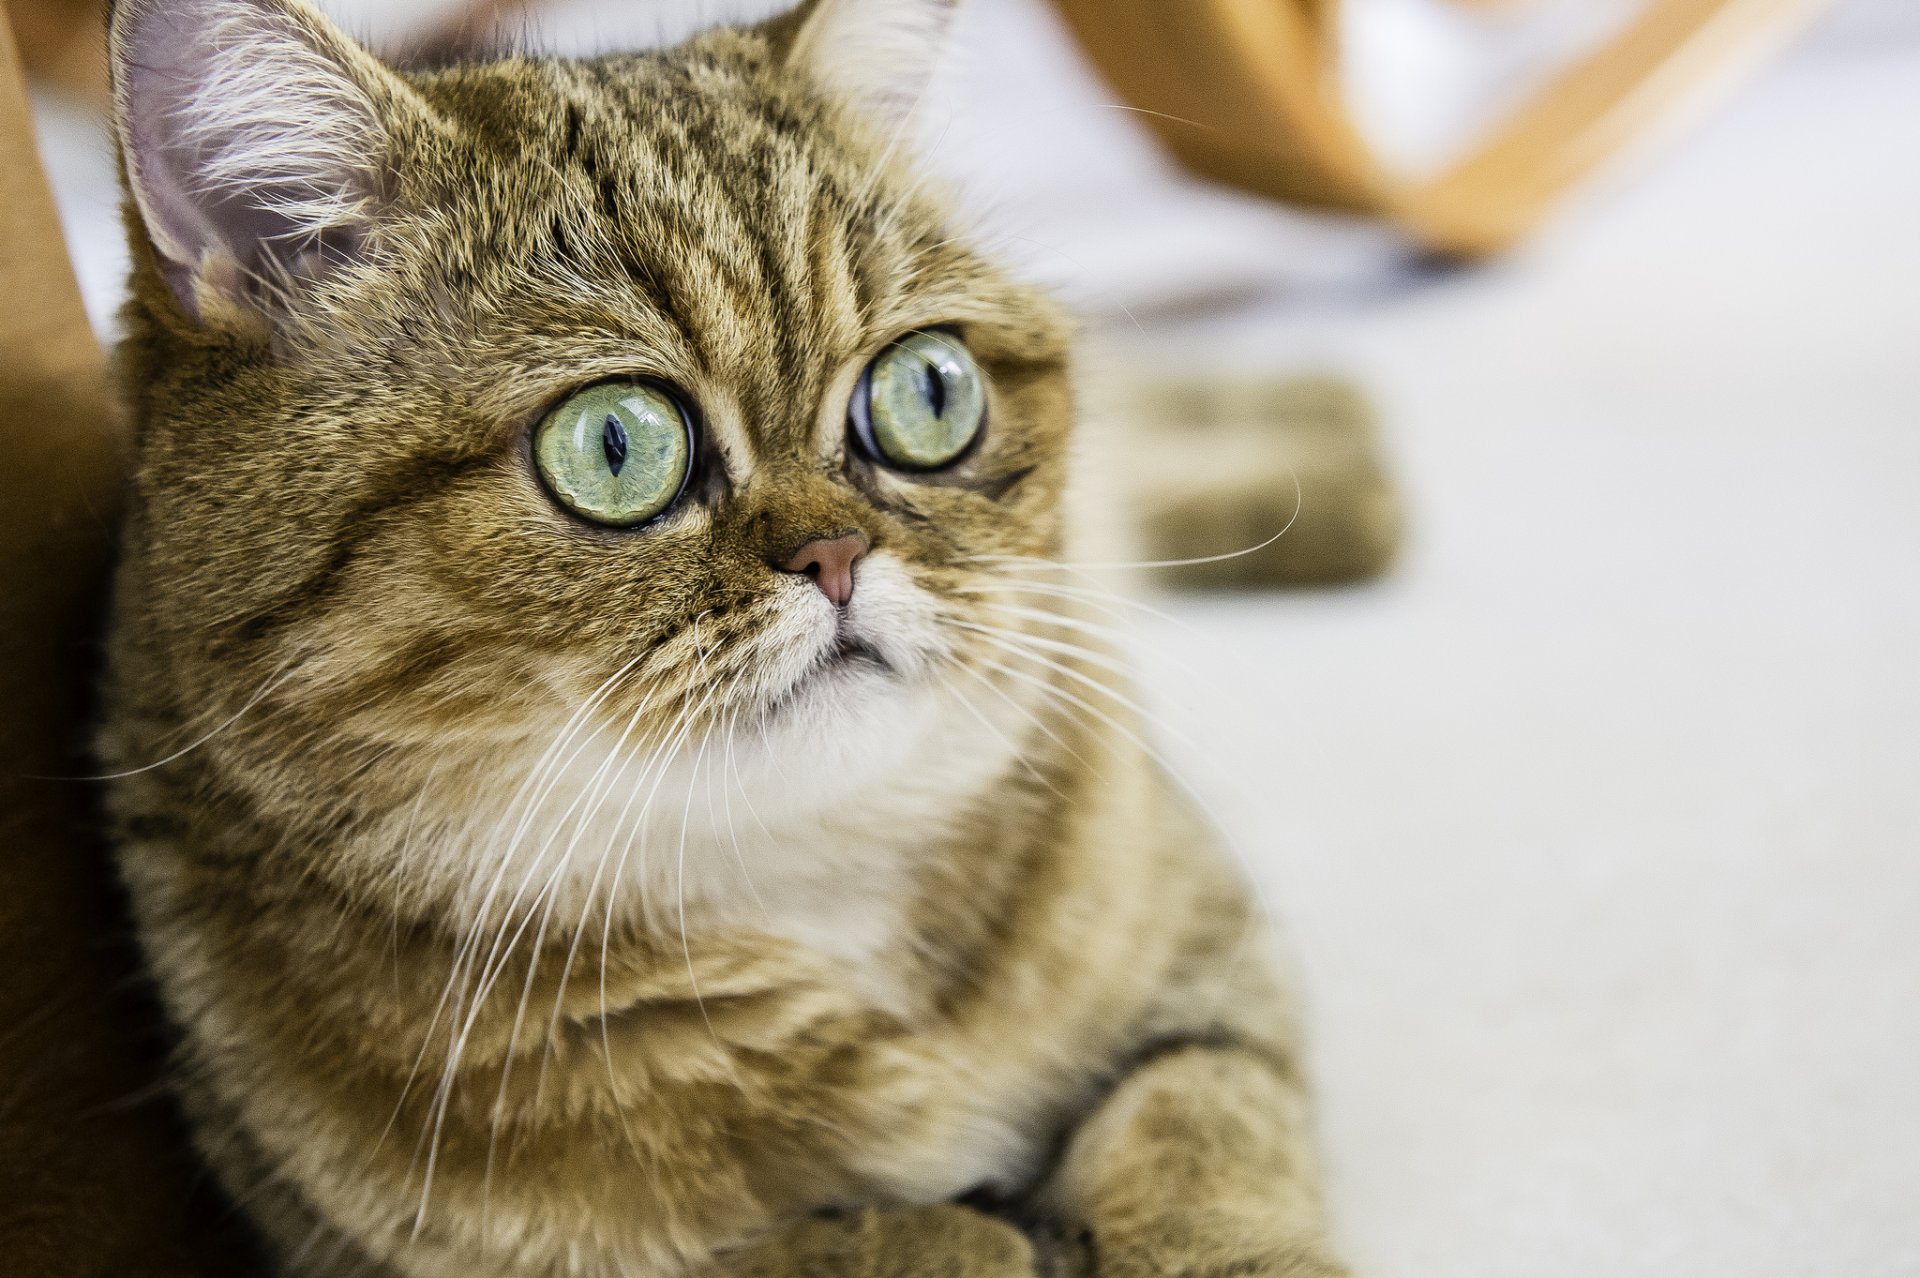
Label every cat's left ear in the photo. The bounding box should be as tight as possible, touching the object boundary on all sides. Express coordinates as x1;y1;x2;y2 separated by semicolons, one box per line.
108;0;428;324
776;0;960;130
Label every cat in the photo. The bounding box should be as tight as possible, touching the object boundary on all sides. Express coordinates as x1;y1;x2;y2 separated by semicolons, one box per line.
96;0;1348;1274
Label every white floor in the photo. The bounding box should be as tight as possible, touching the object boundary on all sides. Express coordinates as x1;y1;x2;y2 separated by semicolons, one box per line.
33;2;1920;1274
1117;17;1920;1278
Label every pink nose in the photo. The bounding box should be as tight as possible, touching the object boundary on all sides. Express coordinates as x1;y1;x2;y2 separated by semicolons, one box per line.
780;532;868;607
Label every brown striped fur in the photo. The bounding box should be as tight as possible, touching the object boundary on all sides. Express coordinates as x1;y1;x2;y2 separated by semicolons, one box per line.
98;2;1347;1275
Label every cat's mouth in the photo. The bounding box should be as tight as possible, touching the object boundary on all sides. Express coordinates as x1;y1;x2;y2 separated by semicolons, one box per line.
799;632;891;689
758;630;893;722
824;634;887;671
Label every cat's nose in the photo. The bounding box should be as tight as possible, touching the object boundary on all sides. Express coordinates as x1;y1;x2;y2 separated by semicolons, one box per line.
778;532;869;607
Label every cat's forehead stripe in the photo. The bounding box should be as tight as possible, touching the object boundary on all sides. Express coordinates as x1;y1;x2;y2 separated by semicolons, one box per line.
562;53;924;469
529;56;887;455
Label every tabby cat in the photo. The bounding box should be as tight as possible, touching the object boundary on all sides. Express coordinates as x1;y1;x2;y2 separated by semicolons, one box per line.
97;0;1347;1274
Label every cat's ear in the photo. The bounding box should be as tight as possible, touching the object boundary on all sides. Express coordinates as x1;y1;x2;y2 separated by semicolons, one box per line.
778;0;959;129
108;0;419;323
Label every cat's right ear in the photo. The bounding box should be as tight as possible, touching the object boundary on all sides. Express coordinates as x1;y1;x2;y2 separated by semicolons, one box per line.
109;0;425;325
774;0;960;131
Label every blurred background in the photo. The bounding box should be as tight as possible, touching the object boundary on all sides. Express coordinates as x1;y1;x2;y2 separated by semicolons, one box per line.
11;0;1920;1273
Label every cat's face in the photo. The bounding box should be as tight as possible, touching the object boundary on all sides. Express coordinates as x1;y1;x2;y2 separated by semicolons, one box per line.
106;0;1075;921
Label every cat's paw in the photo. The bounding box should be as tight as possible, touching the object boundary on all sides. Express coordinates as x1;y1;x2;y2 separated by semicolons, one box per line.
723;1203;1039;1278
1036;1045;1350;1278
1075;1234;1348;1278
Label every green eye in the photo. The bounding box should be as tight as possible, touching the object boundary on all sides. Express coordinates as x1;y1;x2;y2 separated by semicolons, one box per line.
854;331;987;471
533;381;692;527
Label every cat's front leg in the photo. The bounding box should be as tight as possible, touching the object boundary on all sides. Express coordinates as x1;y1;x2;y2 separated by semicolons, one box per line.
708;1202;1041;1278
1038;1043;1348;1278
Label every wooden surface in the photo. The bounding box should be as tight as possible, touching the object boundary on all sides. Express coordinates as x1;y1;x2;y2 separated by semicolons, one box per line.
1;0;1838;253
1051;0;1836;255
0;14;245;1278
3;0;103;101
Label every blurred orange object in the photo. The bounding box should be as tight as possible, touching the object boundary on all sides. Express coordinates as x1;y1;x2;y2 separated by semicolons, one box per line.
1051;0;1835;255
4;0;103;101
3;0;1839;255
0;8;255;1277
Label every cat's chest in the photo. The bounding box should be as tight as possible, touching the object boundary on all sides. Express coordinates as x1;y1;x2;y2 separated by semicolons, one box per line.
669;864;1064;1205
729;863;918;1015
647;790;973;1019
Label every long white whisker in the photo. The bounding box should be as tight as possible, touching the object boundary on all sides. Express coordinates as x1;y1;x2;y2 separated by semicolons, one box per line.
479;679;663;1201
952;574;1201;635
715;702;772;922
951;618;1137;684
407;651;647;1231
968;650;1279;972
78;655;304;780
939;662;1068;799
949;654;1091;780
959;474;1303;573
957;626;1207;760
532;688;672;1106
592;648;729;1109
672;627;735;1053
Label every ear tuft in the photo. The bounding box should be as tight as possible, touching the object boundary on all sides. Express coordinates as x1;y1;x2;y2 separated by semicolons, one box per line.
784;0;960;131
110;0;401;322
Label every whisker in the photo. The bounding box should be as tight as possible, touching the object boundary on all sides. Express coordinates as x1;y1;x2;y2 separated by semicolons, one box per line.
715;702;772;923
938;661;1065;798
951;618;1138;684
406;650;648;1231
70;654;304;781
572;686;716;1169
956;625;1207;761
960;471;1303;573
592;664;729;1118
529;681;678;1095
952;574;1202;635
672;626;739;1057
479;679;663;1202
966;650;1280;998
944;658;1083;798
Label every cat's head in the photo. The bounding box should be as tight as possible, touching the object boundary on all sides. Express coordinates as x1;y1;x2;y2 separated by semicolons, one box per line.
104;0;1079;920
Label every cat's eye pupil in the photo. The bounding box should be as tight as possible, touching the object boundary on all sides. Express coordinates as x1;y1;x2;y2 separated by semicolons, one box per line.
922;364;947;418
602;413;629;476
